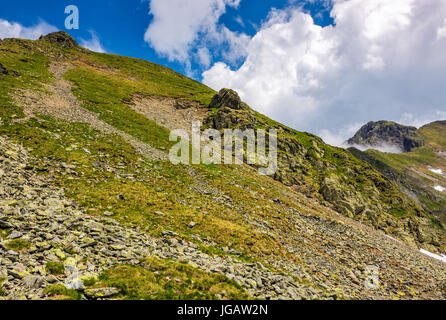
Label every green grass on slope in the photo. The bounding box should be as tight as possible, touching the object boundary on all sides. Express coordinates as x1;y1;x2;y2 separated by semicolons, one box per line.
0;113;293;265
360;124;446;225
366;147;442;171
87;257;250;300
44;284;83;300
64;51;216;151
366;147;444;191
44;257;249;300
5;239;31;252
63;50;215;151
2;36;429;273
84;52;215;105
418;122;446;149
0;39;53;123
65;66;175;151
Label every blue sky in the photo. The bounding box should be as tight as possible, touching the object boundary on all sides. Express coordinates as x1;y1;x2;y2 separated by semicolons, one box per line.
1;0;446;147
0;0;333;79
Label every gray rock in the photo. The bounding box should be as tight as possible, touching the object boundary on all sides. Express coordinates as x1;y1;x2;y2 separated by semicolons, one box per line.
93;160;101;168
162;230;179;237
46;275;58;284
7;250;19;256
65;278;84;290
209;89;248;110
7;231;23;239
188;221;196;228
23;275;44;289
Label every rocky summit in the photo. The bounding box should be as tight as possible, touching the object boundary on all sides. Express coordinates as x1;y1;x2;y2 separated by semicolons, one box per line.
38;31;80;50
0;32;445;300
347;121;425;152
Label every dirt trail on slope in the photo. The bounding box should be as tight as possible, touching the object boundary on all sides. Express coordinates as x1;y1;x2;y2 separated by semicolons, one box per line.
13;61;167;161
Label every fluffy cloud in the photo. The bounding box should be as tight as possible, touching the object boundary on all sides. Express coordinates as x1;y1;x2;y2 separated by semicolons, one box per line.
144;0;248;69
203;0;446;146
80;31;106;53
0;19;58;40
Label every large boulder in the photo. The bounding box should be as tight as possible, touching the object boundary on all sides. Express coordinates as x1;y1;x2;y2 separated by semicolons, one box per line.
209;89;248;110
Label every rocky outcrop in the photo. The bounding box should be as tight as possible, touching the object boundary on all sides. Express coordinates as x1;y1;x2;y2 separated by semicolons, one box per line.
347;121;424;152
39;31;79;49
208;89;269;130
209;88;248;111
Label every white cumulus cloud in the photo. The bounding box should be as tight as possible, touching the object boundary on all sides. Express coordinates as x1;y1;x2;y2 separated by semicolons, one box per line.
80;31;106;53
203;0;446;146
0;19;58;40
144;0;248;71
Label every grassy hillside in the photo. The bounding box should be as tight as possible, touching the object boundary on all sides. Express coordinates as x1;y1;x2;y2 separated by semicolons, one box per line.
1;32;445;300
204;90;445;249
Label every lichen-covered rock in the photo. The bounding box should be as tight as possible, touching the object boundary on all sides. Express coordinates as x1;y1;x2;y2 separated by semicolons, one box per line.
84;287;119;299
209;89;248;111
23;275;44;289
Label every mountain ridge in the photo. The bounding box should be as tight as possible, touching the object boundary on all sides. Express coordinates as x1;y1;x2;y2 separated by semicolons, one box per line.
0;32;445;300
347;120;425;153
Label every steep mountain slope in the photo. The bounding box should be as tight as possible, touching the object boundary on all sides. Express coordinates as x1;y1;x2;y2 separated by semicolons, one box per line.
348;121;446;233
205;90;445;251
0;32;445;300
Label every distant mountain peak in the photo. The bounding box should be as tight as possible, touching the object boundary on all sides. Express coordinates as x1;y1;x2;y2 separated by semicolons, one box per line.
347;120;425;152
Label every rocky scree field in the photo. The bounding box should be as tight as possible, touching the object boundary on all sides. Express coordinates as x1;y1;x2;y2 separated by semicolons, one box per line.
0;32;445;300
